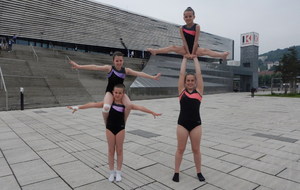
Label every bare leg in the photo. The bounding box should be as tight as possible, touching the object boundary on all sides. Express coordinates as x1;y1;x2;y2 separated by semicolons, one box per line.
147;45;186;55
174;125;189;173
122;94;132;123
189;126;202;173
115;130;125;170
103;92;114;125
197;48;229;60
106;129;116;171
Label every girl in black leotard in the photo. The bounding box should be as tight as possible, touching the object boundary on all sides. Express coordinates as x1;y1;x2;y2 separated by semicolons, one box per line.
173;57;205;182
147;7;229;60
69;51;161;125
67;84;161;183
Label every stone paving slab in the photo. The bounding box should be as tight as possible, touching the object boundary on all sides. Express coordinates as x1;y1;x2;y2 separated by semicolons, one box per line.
10;159;58;186
0;175;21;190
3;146;40;165
52;160;105;188
37;148;78;166
74;180;122;190
0;157;12;177
0;92;300;189
22;177;72;190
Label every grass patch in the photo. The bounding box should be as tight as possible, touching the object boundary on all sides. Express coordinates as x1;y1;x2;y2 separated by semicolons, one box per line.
257;93;300;98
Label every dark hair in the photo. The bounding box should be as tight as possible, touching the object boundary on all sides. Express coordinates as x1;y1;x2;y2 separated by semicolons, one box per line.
184;7;195;15
113;84;126;92
112;51;124;60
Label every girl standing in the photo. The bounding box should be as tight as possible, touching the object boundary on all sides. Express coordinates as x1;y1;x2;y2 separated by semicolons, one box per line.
68;84;161;182
173;57;205;182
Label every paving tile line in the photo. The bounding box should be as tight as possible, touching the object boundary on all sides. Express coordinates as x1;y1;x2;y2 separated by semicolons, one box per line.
1;126;77;189
1;113;111;189
0;147;23;189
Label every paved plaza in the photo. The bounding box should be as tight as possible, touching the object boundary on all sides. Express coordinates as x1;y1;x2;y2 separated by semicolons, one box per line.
0;92;300;190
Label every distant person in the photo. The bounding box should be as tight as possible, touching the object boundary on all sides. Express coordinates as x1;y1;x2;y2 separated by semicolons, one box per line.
130;50;134;58
74;45;78;51
251;87;256;97
67;84;161;182
147;7;229;60
12;34;17;43
8;38;13;52
69;51;161;125
173;57;205;182
0;38;3;51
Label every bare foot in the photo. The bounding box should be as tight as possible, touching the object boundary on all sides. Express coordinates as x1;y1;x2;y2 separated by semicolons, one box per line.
147;48;157;55
222;52;229;60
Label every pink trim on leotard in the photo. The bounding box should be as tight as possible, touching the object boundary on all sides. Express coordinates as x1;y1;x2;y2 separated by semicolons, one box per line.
179;90;202;101
182;28;196;36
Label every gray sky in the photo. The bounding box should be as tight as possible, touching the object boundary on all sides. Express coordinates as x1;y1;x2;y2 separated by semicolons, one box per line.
94;0;300;60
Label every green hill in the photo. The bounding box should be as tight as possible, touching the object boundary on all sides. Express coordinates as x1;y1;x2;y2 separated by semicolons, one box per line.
260;46;300;62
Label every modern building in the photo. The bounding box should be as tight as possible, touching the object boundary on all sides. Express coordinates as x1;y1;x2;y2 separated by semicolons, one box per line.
231;32;259;91
0;0;259;110
0;0;233;60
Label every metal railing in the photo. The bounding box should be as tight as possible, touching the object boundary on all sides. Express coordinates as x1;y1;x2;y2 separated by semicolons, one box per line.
30;45;39;63
0;66;8;111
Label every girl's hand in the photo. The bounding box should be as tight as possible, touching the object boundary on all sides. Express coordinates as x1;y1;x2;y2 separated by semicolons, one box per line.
153;73;161;80
184;53;193;59
191;54;197;59
183;53;190;58
67;106;78;114
152;112;162;118
69;61;80;69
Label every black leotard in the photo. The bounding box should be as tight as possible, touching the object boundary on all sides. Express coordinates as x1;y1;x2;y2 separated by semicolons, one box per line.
182;24;198;54
106;102;125;135
106;66;126;93
177;89;202;132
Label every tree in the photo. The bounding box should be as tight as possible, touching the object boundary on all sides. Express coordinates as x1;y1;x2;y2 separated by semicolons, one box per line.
275;46;300;94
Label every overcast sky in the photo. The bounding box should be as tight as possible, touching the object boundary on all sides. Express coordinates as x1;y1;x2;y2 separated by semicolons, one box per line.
94;0;300;60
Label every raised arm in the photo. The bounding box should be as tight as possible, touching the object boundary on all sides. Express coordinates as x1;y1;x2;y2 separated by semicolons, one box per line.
67;102;104;113
178;57;188;94
193;58;203;95
131;104;162;118
125;68;161;80
69;60;111;72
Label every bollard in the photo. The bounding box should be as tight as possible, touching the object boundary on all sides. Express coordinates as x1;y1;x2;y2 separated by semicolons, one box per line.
20;87;24;110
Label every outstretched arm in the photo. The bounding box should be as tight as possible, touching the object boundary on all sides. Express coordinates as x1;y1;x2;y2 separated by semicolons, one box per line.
178;57;188;94
131;104;162;118
67;102;104;113
193;58;204;95
126;68;161;80
69;60;111;72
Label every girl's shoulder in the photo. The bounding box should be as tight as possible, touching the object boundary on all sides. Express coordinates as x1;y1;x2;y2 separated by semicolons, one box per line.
193;23;200;28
